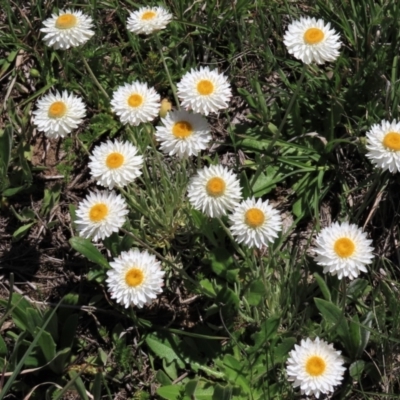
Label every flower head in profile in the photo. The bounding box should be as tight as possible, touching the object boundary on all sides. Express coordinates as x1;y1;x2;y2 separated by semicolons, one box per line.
286;337;346;398
127;6;172;35
88;140;143;189
177;66;232;115
313;222;374;280
283;17;341;64
155;110;211;158
106;249;165;308
41;9;94;50
365;119;400;173
229;197;282;248
75;191;128;241
32;91;86;138
110;82;160;126
187;165;242;218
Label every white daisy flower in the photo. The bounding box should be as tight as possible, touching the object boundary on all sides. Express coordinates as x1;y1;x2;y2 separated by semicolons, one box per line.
155;110;211;158
32;91;86;138
229;197;282;248
283;17;341;64
88;140;143;189
286;337;346;398
177;66;232;115
75;191;129;241
314;222;374;280
365;119;400;173
41;9;94;50
127;6;173;35
187;165;242;218
106;249;165;308
110;81;160;126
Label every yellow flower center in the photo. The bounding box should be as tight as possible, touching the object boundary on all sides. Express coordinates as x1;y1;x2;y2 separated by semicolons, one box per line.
334;237;356;258
89;203;108;222
305;356;326;376
106;152;124;169
244;208;265;228
172;121;193;139
48;101;67;118
141;11;157;20
128;94;143;108
197;79;214;95
125;268;144;287
206;177;226;197
303;28;325;45
383;132;400;151
55;14;78;29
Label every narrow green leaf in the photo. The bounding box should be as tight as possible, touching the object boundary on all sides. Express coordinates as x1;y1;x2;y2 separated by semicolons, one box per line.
314;273;331;301
12;222;35;242
35;329;56;363
69;236;110;269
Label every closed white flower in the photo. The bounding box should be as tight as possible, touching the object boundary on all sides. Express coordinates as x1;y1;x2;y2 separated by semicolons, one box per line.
106;249;165;308
88;140;143;189
155;110;211;158
187;165;242;218
32;91;86;138
177;67;232;115
41;9;94;50
286;337;346;398
229;197;282;248
127;6;172;35
283;17;341;64
314;222;374;280
366;119;400;173
110;82;160;126
75;191;128;241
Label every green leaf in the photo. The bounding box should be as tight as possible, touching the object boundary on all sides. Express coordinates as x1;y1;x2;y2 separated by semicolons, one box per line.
35;329;56;363
0;334;7;356
252;166;283;197
216;287;239;308
274;337;297;364
156;370;172;386
207;248;238;283
49;347;71;375
221;355;251;394
156;385;184;400
12;222;35;242
69;371;89;400
0;125;12;178
145;333;184;366
246;280;266;306
314;298;349;344
349;360;365;380
249;317;280;354
349;314;362;359
314;273;331;301
69;237;110;269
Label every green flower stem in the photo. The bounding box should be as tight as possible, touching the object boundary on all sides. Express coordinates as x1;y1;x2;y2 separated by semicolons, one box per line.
250;64;307;188
82;57;110;100
154;33;180;108
217;217;247;259
73;132;90;156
